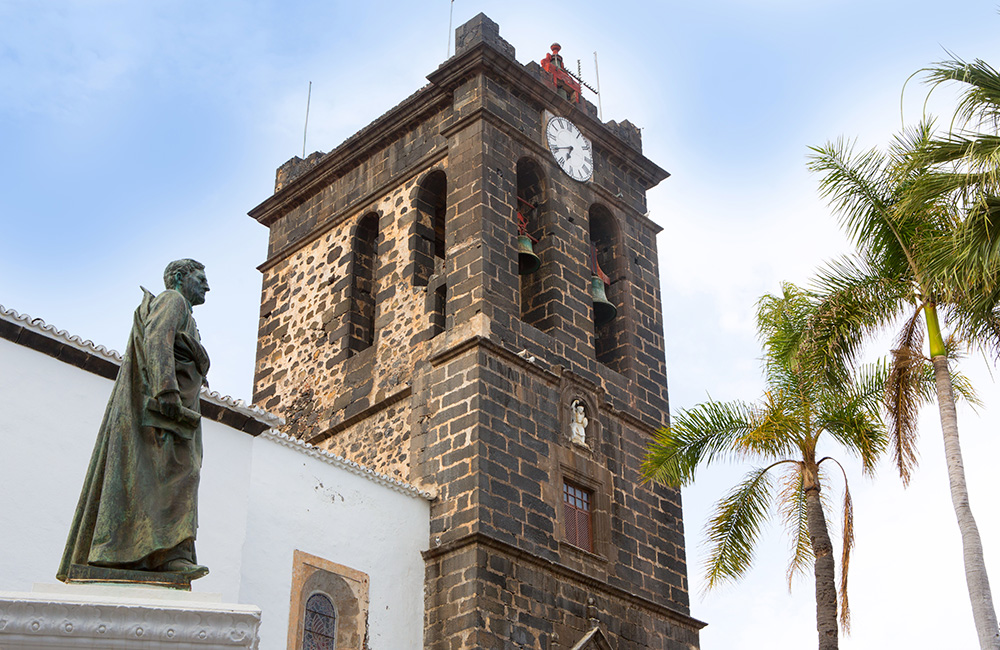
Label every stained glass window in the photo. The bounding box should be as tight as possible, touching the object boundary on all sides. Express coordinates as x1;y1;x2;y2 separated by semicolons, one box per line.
303;593;336;650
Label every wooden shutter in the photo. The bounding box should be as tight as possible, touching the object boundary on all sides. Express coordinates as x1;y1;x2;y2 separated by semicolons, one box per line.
563;481;593;552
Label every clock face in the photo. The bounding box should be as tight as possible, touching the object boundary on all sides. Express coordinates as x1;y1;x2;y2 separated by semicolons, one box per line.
546;116;593;182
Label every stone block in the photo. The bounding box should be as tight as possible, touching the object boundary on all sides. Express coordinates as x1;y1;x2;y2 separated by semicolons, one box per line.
248;11;697;647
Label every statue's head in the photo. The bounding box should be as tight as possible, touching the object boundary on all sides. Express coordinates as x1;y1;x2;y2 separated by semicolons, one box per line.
163;259;209;306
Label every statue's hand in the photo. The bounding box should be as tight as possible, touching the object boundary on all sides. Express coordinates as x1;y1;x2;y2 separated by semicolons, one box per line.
158;392;182;420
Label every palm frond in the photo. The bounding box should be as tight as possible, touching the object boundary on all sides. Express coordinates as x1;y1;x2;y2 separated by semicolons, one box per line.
777;464;812;589
944;281;1000;358
757;284;815;376
924;337;983;409
915;195;1000;314
947;366;983;411
817;390;887;478
817;457;855;633
948;198;1000;280
703;463;789;589
916;58;1000;281
918;136;1000;182
896;300;926;351
850;360;892;418
810;135;941;282
808;256;910;379
885;307;926;485
742;391;805;457
923;57;1000;132
644;400;758;486
840;480;854;633
809;139;895;252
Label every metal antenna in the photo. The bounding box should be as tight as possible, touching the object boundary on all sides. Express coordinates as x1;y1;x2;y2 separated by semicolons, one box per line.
302;81;312;158
447;0;455;58
593;52;603;121
567;57;600;105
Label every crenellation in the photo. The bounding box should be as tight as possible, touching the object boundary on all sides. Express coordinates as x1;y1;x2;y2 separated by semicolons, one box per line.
249;13;699;649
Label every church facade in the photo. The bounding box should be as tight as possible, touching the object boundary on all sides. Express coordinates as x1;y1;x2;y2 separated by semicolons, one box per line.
0;304;431;649
250;14;703;649
0;14;702;650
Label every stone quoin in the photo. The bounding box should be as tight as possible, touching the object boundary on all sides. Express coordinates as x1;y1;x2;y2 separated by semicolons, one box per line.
249;13;704;649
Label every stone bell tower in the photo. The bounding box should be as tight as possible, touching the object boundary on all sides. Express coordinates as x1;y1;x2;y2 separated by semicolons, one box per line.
249;13;703;649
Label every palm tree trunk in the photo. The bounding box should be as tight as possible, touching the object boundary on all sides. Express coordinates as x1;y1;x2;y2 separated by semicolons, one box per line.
926;301;999;648
930;353;1000;649
804;475;838;650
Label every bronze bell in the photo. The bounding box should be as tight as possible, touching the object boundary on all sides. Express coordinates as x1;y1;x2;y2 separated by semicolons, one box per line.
518;235;541;275
591;275;617;326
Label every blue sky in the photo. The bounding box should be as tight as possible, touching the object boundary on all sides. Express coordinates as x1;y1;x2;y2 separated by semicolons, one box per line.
3;1;1000;648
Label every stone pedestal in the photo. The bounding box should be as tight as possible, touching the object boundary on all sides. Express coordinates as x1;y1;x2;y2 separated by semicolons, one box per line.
0;583;261;649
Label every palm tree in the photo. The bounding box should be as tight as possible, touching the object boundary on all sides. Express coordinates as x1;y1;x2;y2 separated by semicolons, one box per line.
904;57;1000;276
644;284;886;650
809;130;1000;650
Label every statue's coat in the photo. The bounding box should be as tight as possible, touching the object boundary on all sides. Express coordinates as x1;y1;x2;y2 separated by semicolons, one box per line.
58;288;210;579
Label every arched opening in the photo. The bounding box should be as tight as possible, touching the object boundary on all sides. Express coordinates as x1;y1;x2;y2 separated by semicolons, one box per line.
348;212;379;355
588;204;628;372
517;158;549;330
429;282;447;338
302;592;337;650
289;551;368;650
411;170;447;287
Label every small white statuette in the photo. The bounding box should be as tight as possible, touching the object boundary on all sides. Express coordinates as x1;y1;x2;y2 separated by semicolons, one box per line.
570;400;588;446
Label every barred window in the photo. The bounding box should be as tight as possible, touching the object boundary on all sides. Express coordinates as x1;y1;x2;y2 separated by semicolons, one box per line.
303;593;336;650
563;480;593;552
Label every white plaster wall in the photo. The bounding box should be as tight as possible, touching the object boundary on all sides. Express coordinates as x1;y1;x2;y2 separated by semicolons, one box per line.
239;435;430;649
0;336;430;648
196;417;254;601
0;337;254;601
0;339;112;591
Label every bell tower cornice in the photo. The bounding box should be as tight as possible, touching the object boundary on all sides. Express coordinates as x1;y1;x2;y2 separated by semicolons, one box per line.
427;30;669;191
249;13;667;231
247;16;701;646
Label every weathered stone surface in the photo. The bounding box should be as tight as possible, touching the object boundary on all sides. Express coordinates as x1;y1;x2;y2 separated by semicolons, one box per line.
250;13;698;650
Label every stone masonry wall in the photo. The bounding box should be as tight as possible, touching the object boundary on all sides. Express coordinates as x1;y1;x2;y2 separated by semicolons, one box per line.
425;543;699;650
254;29;670;471
251;14;700;648
410;52;691;643
417;338;696;647
255;160;451;480
263;103;452;258
413;337;689;601
464;68;671;426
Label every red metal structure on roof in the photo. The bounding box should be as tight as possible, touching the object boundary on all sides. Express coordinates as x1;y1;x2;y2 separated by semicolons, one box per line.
541;43;581;104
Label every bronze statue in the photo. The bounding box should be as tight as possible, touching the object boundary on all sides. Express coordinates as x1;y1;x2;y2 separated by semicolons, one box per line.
58;259;212;585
